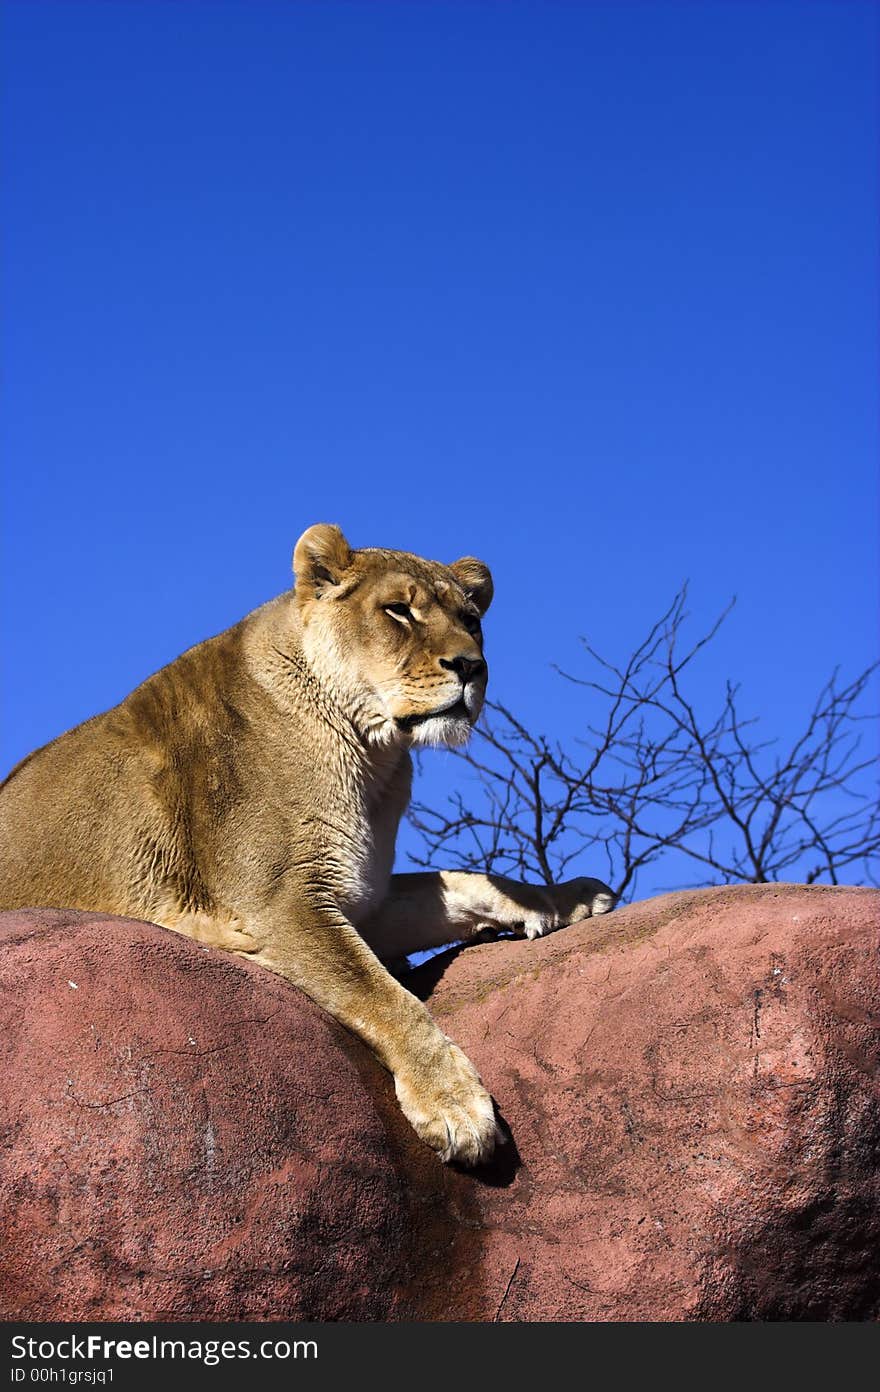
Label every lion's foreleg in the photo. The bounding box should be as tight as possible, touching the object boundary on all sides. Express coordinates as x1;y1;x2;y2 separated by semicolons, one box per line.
361;869;616;962
248;899;501;1166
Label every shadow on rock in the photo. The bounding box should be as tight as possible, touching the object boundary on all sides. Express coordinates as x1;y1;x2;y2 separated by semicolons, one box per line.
468;1109;522;1188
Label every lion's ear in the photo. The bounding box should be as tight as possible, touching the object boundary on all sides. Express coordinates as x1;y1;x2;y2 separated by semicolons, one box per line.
293;524;353;598
449;557;494;616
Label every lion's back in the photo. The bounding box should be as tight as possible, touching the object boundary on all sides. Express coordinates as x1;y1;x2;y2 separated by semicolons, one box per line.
0;614;274;918
0;713;132;911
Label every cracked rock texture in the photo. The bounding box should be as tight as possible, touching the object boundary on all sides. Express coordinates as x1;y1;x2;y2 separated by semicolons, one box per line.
1;884;878;1321
0;909;448;1320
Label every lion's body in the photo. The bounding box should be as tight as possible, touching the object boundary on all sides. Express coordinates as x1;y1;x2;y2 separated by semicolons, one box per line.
0;527;614;1163
0;597;408;946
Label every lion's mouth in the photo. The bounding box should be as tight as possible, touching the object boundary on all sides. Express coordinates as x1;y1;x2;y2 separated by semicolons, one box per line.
396;698;471;732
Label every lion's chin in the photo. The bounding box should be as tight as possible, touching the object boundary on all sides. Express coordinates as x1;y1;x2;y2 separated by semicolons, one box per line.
405;711;475;749
394;690;483;749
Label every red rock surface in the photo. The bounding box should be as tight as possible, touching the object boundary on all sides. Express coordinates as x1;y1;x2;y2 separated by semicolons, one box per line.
419;882;880;1320
1;884;878;1321
0;909;452;1321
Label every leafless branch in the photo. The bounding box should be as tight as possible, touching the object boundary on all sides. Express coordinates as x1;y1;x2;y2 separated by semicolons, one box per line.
409;587;879;900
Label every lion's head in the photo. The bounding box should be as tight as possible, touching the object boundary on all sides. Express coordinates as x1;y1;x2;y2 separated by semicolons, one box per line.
292;523;493;749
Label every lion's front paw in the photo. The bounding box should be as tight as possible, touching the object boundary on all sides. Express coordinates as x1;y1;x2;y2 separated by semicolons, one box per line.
394;1040;500;1166
546;876;617;929
523;915;549;941
512;878;616;941
582;880;616;918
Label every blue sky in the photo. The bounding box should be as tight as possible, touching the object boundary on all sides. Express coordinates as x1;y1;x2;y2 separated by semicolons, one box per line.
2;1;877;891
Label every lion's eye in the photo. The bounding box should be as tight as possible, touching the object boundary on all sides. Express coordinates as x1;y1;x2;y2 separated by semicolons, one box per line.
460;611;481;636
384;603;413;623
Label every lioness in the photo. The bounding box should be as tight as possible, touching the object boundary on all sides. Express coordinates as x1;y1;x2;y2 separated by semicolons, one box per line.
0;525;614;1164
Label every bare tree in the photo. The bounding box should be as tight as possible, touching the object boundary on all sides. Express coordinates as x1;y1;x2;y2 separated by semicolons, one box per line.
409;588;879;902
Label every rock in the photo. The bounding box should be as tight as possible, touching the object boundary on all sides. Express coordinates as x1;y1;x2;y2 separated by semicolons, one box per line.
0;908;456;1321
1;884;878;1321
416;882;880;1320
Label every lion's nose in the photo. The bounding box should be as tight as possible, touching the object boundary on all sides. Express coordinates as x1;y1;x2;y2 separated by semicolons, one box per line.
440;655;486;683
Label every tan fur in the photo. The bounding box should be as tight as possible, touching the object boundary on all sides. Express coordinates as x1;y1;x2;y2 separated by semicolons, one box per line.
0;525;614;1164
